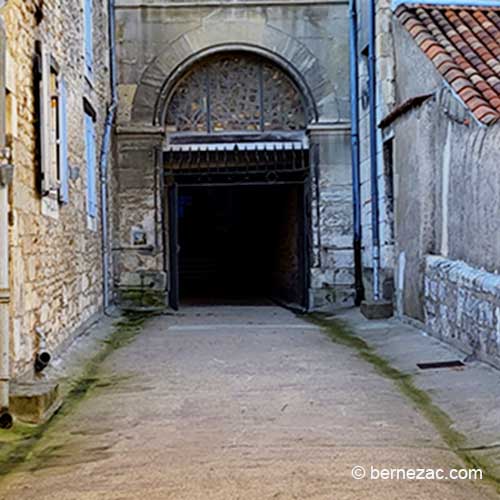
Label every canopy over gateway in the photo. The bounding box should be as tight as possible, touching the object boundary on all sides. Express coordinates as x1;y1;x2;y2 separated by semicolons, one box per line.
164;141;310;184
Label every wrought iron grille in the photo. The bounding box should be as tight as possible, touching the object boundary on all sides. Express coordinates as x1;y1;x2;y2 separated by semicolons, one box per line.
166;53;308;134
164;144;310;185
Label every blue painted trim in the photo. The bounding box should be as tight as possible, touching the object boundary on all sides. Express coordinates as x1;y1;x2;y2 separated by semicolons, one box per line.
368;0;381;301
85;113;97;219
393;0;500;10
349;0;365;305
84;0;94;76
58;77;69;204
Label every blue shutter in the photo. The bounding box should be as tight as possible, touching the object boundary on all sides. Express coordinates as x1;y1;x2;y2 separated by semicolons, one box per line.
84;0;93;76
39;45;51;195
85;114;97;218
58;78;69;204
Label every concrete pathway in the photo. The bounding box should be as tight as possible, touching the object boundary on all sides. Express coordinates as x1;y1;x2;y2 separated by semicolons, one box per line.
335;308;500;481
0;306;496;499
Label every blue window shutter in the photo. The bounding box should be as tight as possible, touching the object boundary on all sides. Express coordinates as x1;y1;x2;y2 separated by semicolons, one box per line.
58;78;69;204
85;114;97;218
39;45;51;195
84;0;93;76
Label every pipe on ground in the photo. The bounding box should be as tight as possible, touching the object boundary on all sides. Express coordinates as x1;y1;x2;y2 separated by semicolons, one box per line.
34;328;51;373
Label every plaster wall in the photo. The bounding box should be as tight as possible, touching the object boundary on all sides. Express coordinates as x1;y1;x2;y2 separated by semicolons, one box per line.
390;15;500;336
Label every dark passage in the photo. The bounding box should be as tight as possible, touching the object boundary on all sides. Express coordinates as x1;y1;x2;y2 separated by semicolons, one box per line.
178;184;307;307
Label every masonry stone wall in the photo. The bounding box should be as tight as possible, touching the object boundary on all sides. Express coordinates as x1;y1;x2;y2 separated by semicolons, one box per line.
310;125;354;308
3;0;111;376
355;0;396;300
425;256;500;369
114;0;355;309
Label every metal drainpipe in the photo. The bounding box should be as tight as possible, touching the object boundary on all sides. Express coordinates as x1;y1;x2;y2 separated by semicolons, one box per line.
349;0;365;306
99;0;118;311
368;0;381;301
0;15;13;428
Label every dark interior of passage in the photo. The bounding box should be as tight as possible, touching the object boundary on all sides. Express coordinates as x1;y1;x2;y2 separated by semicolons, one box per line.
177;184;306;307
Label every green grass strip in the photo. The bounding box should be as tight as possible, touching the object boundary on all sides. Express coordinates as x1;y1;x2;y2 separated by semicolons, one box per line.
0;312;150;478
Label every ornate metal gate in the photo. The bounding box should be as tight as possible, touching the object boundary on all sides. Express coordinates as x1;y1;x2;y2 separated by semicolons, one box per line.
163;52;313;310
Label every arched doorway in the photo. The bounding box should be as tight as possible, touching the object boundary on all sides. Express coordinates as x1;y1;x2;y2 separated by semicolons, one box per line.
163;52;312;310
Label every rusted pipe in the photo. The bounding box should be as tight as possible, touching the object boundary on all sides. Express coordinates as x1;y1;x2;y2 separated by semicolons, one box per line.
34;327;51;373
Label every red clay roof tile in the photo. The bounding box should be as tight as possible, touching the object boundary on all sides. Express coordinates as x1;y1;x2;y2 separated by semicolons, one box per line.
396;4;500;125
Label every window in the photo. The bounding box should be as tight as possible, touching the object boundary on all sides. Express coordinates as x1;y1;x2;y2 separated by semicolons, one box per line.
83;0;93;78
84;111;97;219
49;66;59;194
35;41;69;202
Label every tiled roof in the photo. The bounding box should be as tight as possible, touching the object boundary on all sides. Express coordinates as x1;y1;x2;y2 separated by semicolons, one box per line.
395;3;500;125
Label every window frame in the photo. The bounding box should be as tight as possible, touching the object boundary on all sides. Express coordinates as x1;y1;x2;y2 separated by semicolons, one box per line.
36;41;68;202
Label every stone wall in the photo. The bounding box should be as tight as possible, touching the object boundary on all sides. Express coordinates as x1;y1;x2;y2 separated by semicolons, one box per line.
3;1;111;376
310;124;355;308
425;256;500;369
113;127;165;308
114;1;355;309
356;0;396;300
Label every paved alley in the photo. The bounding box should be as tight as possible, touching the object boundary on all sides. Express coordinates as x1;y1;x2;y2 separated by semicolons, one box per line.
0;306;496;499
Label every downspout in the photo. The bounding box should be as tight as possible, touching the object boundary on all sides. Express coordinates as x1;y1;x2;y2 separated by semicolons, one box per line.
368;0;381;301
0;15;13;428
99;0;117;311
349;0;365;306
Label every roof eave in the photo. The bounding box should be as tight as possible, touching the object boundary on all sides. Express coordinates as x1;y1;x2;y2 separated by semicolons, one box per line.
392;0;500;11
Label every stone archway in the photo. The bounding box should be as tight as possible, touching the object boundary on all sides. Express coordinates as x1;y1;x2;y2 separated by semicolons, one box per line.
160;50;314;310
131;21;333;125
115;18;352;311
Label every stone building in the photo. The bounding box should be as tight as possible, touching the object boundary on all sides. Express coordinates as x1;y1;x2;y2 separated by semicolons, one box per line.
353;0;500;367
0;0;113;386
352;0;397;306
1;0;499;425
112;0;356;312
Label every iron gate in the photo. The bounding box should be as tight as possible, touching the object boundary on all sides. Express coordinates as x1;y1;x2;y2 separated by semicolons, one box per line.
164;140;312;311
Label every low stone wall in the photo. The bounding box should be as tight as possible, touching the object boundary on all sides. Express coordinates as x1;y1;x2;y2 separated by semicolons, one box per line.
424;255;500;369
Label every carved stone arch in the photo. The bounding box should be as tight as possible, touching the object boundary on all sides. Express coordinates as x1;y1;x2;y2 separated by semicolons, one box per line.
131;21;333;126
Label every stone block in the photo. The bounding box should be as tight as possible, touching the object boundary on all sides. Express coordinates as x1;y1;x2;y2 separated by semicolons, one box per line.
118;287;167;312
360;300;394;320
10;382;61;425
